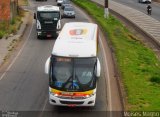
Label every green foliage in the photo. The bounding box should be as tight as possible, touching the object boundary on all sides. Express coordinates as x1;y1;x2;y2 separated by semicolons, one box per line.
0;13;22;38
0;22;8;39
150;76;160;84
0;31;5;39
72;0;160;111
10;18;16;25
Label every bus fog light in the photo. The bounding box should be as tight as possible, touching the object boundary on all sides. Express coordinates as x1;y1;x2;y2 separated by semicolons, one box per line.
51;99;56;103
88;101;94;104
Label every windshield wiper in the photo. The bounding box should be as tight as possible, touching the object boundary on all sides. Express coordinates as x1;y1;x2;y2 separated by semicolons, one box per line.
74;75;84;91
61;75;84;91
61;75;73;90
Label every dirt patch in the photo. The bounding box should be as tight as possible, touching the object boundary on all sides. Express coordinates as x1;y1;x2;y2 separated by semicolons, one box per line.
18;0;28;6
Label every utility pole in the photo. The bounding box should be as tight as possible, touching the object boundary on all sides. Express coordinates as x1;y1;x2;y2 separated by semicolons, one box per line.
104;0;109;18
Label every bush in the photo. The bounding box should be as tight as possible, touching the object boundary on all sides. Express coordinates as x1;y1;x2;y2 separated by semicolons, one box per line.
150;76;160;84
10;26;16;34
10;18;16;25
0;22;9;31
0;31;5;39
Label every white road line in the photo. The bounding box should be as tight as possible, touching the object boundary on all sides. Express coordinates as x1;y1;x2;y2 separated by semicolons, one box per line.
0;20;34;81
99;35;112;116
39;97;48;117
42;98;48;112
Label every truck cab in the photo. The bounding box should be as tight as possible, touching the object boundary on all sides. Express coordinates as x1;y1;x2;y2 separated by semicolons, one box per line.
34;5;61;39
138;0;151;3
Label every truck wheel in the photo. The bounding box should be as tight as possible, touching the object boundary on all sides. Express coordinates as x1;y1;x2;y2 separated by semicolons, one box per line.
37;34;41;39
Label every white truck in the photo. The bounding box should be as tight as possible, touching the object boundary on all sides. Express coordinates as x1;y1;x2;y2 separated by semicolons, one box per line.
34;5;61;39
138;0;151;3
45;22;101;106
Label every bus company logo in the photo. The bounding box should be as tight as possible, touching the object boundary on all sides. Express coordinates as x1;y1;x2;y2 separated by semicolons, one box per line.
69;29;87;36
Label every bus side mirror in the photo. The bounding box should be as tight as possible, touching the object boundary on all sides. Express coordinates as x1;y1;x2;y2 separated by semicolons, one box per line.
45;57;50;74
96;58;101;77
34;13;36;19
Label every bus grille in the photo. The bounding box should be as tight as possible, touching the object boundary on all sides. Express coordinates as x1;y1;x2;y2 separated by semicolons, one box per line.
60;101;84;105
57;96;86;100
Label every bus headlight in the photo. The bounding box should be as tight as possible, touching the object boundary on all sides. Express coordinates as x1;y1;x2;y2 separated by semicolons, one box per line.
85;93;95;98
50;92;56;96
50;91;60;97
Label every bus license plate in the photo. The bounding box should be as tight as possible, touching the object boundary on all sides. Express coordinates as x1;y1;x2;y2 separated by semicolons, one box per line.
61;92;74;95
67;104;76;107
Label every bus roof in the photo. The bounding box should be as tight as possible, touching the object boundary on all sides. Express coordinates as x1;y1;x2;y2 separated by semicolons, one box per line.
37;5;60;12
52;22;98;57
57;22;98;41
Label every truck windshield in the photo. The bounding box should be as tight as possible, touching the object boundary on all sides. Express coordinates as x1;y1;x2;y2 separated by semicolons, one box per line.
38;12;60;20
49;56;97;92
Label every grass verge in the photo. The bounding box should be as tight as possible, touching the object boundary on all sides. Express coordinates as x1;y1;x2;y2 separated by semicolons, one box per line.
72;0;160;111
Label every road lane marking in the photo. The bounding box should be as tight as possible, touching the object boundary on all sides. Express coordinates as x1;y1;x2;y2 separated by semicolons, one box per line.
0;19;34;81
39;97;48;117
42;98;48;112
99;35;113;116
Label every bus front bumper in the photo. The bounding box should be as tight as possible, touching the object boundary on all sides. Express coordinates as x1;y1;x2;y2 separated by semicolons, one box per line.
49;94;96;107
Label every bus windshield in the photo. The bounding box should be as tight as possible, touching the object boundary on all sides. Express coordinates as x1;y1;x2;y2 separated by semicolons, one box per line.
37;12;60;20
49;56;97;92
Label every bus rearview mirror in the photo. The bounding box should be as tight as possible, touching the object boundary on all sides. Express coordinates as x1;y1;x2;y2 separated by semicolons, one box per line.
96;58;101;77
45;57;50;74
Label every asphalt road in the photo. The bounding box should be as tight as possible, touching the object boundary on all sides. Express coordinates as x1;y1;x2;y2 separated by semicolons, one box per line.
0;0;122;116
112;0;160;21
